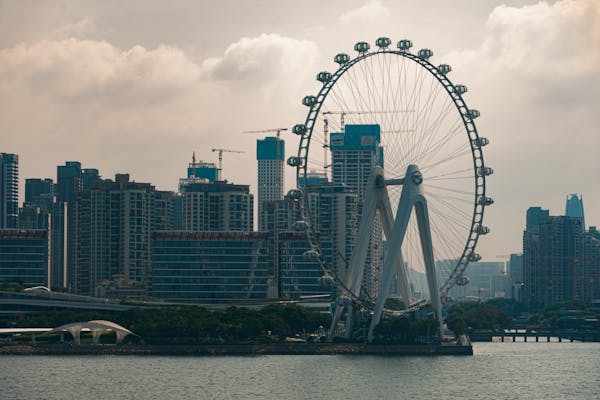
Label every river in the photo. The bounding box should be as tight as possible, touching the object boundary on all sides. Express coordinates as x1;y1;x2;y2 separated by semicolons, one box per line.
1;342;598;399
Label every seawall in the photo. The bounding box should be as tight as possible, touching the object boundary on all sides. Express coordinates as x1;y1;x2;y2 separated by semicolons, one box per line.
0;343;473;356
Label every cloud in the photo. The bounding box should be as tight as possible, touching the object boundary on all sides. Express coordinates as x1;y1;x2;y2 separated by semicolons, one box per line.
201;33;317;84
0;38;201;101
442;0;600;257
448;0;600;99
339;0;390;24
0;32;316;199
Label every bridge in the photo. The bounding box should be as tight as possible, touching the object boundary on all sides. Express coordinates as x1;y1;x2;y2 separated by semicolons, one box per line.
469;329;600;343
0;290;331;318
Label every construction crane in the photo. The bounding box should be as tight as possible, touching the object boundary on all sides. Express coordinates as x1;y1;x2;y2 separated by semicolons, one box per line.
243;127;288;163
243;127;288;140
323;110;414;129
211;148;245;170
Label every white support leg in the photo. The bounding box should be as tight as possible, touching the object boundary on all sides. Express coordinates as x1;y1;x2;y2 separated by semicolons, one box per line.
414;196;444;336
367;167;417;342
332;169;382;339
379;189;412;306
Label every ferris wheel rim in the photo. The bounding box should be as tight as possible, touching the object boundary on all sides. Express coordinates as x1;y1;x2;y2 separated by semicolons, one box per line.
292;44;489;303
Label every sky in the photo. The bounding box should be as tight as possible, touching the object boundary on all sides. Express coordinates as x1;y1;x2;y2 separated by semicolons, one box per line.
0;0;598;261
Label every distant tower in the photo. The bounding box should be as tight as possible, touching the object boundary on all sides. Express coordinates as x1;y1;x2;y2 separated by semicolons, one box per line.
0;153;19;228
565;193;585;229
257;137;284;231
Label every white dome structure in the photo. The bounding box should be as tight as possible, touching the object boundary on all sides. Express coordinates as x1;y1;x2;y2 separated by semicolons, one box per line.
50;320;136;345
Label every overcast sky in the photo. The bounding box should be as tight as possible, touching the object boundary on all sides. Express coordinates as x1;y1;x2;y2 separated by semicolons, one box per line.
1;0;598;261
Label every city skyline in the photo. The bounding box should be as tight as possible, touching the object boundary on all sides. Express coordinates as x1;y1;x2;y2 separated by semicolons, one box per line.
1;0;599;261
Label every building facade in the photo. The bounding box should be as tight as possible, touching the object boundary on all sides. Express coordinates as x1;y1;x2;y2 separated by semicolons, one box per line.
151;231;269;302
0;229;48;288
20;178;54;230
50;161;87;289
0;153;19;229
74;174;173;296
182;181;253;232
523;215;584;306
257;137;284;231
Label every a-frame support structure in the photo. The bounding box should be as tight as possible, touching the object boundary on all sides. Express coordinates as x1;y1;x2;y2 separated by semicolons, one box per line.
329;165;443;342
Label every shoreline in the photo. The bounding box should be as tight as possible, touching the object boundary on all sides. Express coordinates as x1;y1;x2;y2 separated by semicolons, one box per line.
0;342;473;356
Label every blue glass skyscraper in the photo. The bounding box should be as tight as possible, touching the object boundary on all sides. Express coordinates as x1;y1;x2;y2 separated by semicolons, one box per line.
565;193;585;229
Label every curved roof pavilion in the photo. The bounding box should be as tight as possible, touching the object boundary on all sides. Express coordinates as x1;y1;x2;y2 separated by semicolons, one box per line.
50;320;136;345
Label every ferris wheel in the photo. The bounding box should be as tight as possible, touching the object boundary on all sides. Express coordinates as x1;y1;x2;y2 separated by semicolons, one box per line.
287;37;492;340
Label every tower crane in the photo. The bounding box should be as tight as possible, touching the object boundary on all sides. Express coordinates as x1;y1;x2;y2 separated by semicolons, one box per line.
323;110;413;129
243;127;288;163
211;148;245;170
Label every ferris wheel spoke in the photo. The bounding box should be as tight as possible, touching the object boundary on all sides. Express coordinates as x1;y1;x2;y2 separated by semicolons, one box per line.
418;118;466;168
420;141;471;173
427;193;473;221
415;99;457;164
425;168;473;180
429;218;462;275
411;79;445;160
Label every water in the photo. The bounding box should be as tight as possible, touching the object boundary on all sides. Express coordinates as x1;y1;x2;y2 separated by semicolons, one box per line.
1;343;599;400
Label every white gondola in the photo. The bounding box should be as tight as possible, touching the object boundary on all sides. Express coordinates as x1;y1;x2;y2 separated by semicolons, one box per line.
455;84;468;95
468;252;482;262
287;156;304;167
287;189;303;200
477;166;494;176
418;48;433;59
354;41;370;53
302;95;317;107
317;71;332;83
292;124;307;135
334;53;350;64
397;39;412;51
375;37;391;48
438;64;452;75
478;196;494;206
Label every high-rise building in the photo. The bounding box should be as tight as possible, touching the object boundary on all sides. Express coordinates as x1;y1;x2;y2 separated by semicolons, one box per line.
257;137;284;231
565;193;585;229
306;184;358;285
526;206;549;230
186;153;220;183
582;226;600;303
20;178;54;230
81;168;100;190
260;197;301;297
523;216;584;306
24;178;54;204
330;124;383;299
50;161;83;289
0;153;19;229
74;174;173;296
508;253;524;300
182;181;253;232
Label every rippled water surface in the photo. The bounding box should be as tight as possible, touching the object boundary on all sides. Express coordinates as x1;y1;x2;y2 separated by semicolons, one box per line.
1;343;599;399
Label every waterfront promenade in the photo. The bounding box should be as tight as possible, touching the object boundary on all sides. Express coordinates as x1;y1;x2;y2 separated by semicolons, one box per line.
0;341;473;356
